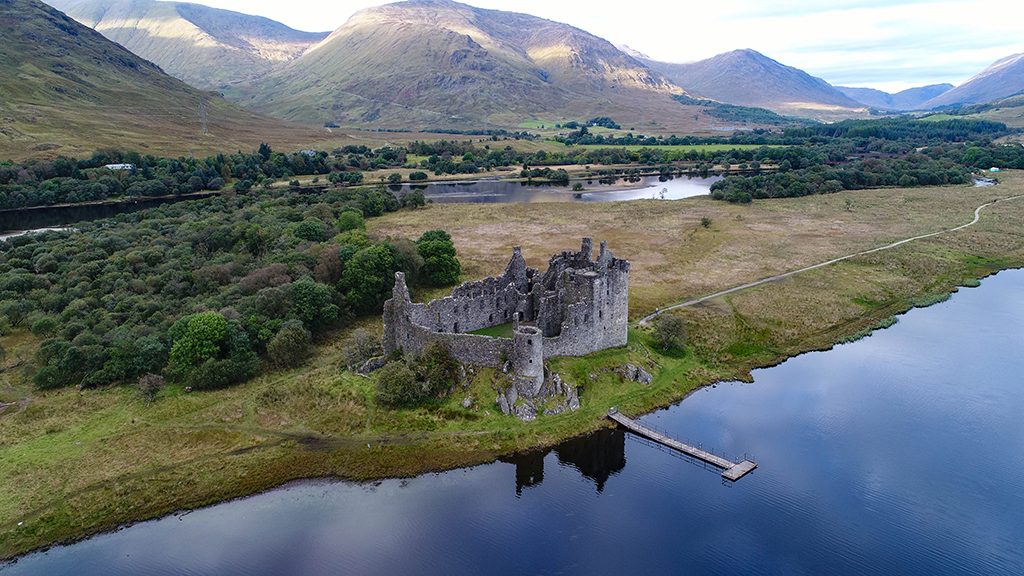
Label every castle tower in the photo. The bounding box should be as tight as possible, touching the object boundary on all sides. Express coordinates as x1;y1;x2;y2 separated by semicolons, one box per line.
381;272;411;356
512;325;544;396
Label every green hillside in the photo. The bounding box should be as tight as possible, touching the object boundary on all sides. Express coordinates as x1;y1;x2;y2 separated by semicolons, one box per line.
47;0;328;90
0;0;334;160
231;0;715;133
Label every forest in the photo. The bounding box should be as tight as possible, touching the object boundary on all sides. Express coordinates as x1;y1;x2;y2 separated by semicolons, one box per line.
0;185;460;391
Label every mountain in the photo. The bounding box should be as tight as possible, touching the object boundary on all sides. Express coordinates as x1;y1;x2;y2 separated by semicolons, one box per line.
233;0;716;132
643;49;866;119
0;0;334;159
46;0;329;89
922;53;1024;108
837;84;953;111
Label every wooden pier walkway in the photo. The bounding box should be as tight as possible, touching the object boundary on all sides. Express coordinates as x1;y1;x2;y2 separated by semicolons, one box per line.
607;409;757;481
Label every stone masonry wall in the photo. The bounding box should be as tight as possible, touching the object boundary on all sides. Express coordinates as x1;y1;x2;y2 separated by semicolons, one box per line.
381;239;630;384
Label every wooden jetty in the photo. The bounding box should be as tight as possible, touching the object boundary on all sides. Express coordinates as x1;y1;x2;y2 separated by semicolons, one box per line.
607;409;757;481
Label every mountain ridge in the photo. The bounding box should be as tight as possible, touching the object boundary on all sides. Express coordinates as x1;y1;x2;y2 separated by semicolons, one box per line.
922;53;1024;108
642;49;866;120
837;84;954;111
232;0;723;132
46;0;329;89
0;0;340;160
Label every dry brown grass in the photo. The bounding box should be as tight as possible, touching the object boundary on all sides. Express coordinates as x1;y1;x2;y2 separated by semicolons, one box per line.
371;177;1023;316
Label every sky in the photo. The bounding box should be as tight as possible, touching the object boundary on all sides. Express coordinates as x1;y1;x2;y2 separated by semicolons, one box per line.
192;0;1024;92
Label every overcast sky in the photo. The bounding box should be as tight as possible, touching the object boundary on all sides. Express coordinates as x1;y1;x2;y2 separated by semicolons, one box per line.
192;0;1024;92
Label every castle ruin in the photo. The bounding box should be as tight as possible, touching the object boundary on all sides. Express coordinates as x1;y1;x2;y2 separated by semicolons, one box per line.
382;238;630;399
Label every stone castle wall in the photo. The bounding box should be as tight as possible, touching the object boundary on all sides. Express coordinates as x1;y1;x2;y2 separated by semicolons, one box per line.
381;239;630;391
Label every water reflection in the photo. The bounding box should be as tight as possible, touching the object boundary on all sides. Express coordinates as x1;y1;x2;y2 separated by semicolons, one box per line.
392;175;720;204
502;428;626;495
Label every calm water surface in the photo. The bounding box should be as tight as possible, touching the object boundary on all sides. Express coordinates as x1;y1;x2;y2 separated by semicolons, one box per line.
397;174;721;203
0;176;717;236
4;270;1023;575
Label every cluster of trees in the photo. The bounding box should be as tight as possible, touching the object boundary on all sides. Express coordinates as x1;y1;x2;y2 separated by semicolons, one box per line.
0;144;352;209
556;117;622;130
0;185;461;391
672;95;800;126
710;153;971;203
520;167;570;183
787;117;1009;144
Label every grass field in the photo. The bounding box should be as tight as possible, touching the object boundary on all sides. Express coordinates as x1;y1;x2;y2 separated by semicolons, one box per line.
573;143;781;152
917;113;959;122
2;173;1024;559
468;323;516;338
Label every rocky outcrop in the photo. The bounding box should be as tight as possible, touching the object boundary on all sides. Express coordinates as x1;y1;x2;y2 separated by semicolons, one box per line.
617;363;653;385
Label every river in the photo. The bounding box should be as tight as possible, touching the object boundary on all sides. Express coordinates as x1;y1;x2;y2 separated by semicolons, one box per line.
3;270;1022;575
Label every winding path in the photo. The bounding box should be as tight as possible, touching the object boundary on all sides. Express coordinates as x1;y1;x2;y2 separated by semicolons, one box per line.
639;194;1024;325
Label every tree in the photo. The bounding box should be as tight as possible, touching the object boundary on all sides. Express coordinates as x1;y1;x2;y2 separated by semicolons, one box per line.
294;218;330;242
408;171;428;181
291;277;340;331
375;360;419;406
137;373;165;403
402;189;426;208
103;336;167;383
417;230;451;244
388;173;402;184
422;254;461;286
414;341;460;397
337;209;364;232
267;320;313;368
416;233;460;286
652;314;686;353
342;329;381;370
30;316;58;337
340;244;399;314
168;312;227;375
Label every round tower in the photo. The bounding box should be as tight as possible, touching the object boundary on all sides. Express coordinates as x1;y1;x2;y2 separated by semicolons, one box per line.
512;325;545;397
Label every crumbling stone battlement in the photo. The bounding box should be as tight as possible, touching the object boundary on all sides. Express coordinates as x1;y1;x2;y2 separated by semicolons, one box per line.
382;238;629;398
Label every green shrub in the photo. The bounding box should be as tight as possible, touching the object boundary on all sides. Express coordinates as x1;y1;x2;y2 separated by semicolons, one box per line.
652;313;686;353
30;316;58;337
375;361;419;406
267;320;313;368
168;312;227;374
294;218;330;242
414;341;460;397
337;209;365;232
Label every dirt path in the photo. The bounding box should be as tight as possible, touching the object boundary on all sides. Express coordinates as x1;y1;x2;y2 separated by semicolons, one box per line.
639;194;1024;325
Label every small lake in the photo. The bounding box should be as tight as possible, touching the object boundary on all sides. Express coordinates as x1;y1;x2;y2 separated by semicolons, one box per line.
394;174;721;203
4;271;1023;575
0;176;718;235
